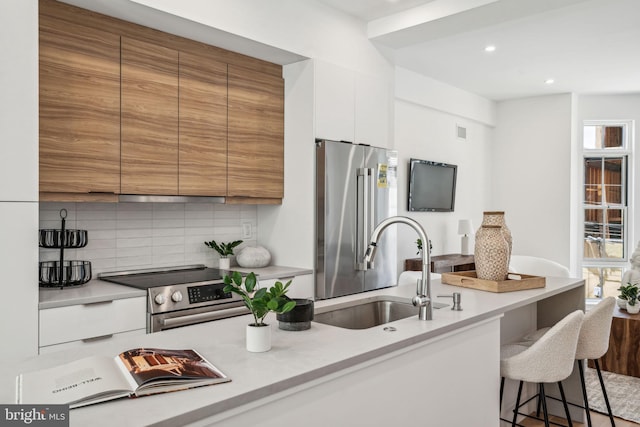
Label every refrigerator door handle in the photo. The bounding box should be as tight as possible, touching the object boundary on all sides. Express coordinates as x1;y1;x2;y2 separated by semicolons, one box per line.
356;167;370;271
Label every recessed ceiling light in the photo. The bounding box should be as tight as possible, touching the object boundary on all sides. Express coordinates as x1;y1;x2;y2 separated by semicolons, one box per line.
545;79;555;85
484;45;496;52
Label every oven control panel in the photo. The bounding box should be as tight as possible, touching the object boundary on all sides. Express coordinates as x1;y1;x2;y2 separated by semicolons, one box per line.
187;284;233;304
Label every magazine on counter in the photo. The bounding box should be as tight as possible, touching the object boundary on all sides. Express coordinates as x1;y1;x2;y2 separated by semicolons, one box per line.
16;348;231;408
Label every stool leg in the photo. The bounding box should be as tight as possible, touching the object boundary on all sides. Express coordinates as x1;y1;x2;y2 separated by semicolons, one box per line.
540;383;550;427
512;380;523;427
500;377;505;411
594;359;616;427
577;360;593;427
558;381;573;427
536;383;542;417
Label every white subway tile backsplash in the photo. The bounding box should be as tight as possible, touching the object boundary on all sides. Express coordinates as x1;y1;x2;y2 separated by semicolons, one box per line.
39;202;257;275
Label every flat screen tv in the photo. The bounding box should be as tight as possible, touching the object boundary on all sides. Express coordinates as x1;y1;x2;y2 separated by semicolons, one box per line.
408;158;457;212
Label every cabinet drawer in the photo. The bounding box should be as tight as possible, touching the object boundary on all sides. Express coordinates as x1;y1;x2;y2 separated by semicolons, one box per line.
39;297;146;347
39;329;145;355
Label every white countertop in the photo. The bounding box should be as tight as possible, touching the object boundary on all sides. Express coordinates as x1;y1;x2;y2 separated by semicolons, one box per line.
39;280;146;309
38;265;312;310
12;276;583;427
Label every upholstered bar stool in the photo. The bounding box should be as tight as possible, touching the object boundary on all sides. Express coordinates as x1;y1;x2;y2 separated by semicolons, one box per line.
523;297;616;427
576;297;616;426
500;310;584;427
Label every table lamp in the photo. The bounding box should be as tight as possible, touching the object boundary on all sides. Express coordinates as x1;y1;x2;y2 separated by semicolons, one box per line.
458;219;473;255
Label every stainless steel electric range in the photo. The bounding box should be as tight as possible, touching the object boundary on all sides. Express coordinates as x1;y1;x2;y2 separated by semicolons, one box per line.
99;265;249;333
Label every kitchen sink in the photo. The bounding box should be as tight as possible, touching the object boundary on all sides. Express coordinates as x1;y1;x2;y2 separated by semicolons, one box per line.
313;296;448;330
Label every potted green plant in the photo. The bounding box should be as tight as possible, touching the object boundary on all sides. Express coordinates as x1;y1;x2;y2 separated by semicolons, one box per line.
204;239;243;269
223;271;296;352
623;284;640;314
618;283;637;311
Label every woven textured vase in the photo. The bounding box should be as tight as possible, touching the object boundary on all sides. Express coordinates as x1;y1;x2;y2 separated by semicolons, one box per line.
481;211;512;258
475;225;509;281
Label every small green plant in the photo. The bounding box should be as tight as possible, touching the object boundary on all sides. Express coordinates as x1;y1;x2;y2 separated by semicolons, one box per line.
204;239;243;257
415;238;432;255
223;271;296;326
618;283;639;306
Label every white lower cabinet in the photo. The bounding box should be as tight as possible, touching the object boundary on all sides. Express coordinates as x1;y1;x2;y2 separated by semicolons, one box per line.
39;296;146;353
257;274;313;299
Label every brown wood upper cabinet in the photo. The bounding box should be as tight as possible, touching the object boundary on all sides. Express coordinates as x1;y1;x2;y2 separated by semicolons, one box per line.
228;65;284;200
178;52;228;196
121;37;179;195
38;0;284;203
39;17;120;195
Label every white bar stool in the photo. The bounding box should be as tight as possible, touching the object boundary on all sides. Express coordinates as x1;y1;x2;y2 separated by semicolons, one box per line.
522;297;616;426
500;310;584;427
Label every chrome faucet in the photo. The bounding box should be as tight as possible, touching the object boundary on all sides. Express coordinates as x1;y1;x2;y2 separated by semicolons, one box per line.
363;216;432;320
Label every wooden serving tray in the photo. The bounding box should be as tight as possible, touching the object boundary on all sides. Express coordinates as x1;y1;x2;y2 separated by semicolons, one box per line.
440;271;545;293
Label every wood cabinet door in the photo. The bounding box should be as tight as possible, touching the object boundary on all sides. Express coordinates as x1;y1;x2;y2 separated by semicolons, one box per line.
121;37;179;195
39;18;120;194
228;65;284;200
179;52;227;196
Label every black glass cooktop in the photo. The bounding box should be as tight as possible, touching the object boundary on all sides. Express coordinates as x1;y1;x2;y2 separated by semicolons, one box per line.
100;267;232;290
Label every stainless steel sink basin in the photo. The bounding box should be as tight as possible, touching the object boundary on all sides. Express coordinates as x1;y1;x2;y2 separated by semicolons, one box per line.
313;296;447;330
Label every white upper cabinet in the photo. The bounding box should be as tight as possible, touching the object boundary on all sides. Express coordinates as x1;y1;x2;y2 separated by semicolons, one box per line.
314;60;391;147
355;73;391;148
314;60;355;142
0;0;38;202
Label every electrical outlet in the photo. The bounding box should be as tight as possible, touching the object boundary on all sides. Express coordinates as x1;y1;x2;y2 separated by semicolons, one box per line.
242;222;252;239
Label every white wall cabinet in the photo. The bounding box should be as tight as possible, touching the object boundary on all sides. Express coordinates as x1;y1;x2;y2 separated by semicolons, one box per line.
1;202;39;362
39;297;146;352
314;60;391;148
314;61;355;142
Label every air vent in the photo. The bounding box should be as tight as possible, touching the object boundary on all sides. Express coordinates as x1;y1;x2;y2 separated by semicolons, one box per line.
456;124;467;140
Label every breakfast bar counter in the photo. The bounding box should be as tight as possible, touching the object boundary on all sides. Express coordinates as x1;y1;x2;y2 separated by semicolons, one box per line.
0;276;584;427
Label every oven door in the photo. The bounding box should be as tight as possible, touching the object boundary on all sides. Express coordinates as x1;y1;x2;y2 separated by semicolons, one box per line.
149;302;249;333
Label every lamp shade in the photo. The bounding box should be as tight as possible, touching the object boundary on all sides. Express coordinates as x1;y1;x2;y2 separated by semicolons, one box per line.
458;219;473;235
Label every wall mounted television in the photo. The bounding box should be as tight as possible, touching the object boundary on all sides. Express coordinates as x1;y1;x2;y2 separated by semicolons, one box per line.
407;158;457;212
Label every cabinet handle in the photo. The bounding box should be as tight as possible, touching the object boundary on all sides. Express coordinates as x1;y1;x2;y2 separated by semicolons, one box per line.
83;300;114;307
82;334;113;343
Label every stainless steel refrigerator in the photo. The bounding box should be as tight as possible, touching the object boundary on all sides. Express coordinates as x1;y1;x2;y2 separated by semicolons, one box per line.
315;139;398;299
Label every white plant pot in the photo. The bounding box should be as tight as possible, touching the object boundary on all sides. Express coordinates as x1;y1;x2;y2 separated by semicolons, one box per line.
617;297;627;310
218;257;231;270
246;324;271;352
627;303;640;314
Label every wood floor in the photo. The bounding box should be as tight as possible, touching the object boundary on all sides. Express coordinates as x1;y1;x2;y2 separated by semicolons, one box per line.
509;411;639;426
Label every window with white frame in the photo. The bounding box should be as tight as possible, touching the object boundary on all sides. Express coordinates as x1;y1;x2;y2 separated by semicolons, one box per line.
582;121;633;300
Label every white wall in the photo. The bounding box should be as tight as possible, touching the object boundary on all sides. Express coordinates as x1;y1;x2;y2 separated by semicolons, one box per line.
0;0;39;362
394;67;495;271
577;94;640;269
492;94;574;267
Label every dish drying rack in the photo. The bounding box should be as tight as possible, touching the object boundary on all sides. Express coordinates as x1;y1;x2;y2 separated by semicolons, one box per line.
39;209;92;288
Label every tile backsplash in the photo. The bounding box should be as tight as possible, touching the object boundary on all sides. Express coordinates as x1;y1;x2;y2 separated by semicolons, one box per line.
39;202;257;275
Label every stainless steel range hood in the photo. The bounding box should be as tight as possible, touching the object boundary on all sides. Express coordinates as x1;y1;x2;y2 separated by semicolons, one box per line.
118;195;226;203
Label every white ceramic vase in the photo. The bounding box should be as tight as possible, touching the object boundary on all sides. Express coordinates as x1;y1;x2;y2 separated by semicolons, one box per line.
617;297;627;310
627;302;640;314
236;246;271;268
218;257;231;270
246;324;271;352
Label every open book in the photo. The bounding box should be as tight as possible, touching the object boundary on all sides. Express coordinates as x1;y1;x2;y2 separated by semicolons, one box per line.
16;348;230;408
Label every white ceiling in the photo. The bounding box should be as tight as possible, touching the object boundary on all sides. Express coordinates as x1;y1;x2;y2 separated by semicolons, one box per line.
317;0;640;100
61;0;640;101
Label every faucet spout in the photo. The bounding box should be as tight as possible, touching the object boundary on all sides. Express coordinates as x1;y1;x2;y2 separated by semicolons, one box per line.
364;216;432;320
